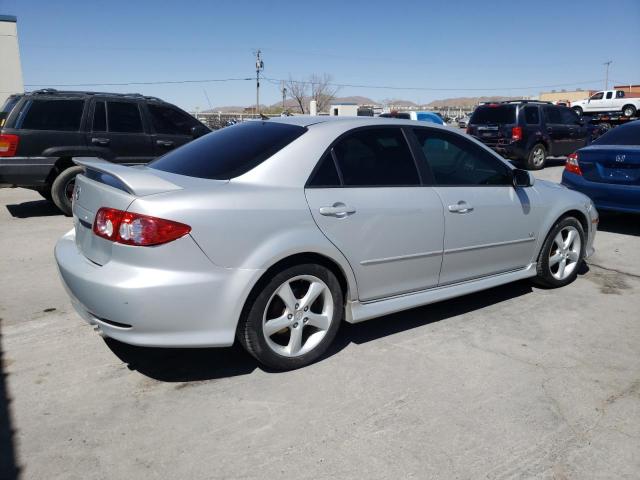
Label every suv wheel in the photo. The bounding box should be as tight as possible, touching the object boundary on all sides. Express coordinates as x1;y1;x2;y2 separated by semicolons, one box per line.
572;106;583;117
533;217;585;288
51;166;83;216
622;105;636;117
526;144;546;170
238;264;343;370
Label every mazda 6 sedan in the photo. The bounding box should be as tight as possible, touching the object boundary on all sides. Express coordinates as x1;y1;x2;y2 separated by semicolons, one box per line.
55;116;598;370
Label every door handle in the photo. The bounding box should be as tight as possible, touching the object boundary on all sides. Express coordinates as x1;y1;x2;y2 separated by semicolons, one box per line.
319;203;356;218
91;137;110;146
156;140;175;148
448;201;474;214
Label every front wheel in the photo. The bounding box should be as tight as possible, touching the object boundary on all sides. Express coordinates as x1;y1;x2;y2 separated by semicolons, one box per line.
533;217;585;288
238;264;343;370
526;144;546;170
51;166;83;216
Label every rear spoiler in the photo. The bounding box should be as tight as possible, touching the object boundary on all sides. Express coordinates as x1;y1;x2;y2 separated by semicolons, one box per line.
73;157;182;196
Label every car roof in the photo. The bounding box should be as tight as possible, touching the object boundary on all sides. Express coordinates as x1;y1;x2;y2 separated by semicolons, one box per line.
22;89;165;102
269;115;453;131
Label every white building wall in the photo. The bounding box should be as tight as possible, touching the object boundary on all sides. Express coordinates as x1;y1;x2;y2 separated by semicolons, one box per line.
0;16;24;106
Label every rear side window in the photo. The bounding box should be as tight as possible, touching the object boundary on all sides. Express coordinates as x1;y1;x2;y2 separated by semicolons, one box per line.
149;121;306;180
308;152;341;187
523;106;540;124
593;123;640;146
414;128;511;186
148;104;199;135
107;102;143;133
543;107;562;124
20;99;84;131
470;105;516;125
331;128;419;186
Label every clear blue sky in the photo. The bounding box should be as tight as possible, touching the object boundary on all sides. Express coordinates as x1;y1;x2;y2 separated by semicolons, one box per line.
2;0;639;110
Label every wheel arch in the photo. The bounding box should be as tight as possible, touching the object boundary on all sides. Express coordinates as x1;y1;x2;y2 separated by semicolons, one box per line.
45;156;75;185
535;208;589;261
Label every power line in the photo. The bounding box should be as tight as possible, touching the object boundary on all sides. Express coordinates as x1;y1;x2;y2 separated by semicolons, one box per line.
24;77;254;87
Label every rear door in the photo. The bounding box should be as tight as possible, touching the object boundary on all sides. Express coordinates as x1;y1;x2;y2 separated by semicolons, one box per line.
305;126;445;301
145;102;203;156
412;127;540;285
86;99;154;164
543;106;572;156
559;107;588;152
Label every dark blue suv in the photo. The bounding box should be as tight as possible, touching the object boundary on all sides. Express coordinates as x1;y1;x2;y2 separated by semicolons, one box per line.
467;101;592;170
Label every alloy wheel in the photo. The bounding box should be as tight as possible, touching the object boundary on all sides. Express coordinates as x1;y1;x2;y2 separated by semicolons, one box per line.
262;275;334;357
548;226;581;280
532;147;545;167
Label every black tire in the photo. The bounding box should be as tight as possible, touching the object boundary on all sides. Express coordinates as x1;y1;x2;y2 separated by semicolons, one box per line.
532;216;585;288
51;166;83;216
572;106;583;117
622;105;636;117
34;185;52;201
238;263;344;370
526;143;546;170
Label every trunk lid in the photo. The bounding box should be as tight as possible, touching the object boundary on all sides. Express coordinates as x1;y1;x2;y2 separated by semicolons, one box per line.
578;145;640;185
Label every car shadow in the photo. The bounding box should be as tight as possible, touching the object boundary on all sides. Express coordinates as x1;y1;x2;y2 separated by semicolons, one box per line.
0;321;21;480
107;280;535;383
597;212;640;237
6;200;62;218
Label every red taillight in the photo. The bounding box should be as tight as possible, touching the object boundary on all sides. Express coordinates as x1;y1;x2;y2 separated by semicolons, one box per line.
565;152;583;176
93;207;191;246
511;126;522;141
0;134;19;157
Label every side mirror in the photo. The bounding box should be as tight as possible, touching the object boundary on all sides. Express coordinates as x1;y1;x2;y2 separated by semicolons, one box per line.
512;168;534;188
191;125;210;138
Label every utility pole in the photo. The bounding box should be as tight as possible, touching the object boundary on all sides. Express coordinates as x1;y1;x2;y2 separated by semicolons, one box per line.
603;60;612;90
281;81;287;113
255;49;264;116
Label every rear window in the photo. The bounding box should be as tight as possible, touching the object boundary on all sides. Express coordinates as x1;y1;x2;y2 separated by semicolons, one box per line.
469;105;516;125
20;99;84;131
149;121;306;180
593;122;640;146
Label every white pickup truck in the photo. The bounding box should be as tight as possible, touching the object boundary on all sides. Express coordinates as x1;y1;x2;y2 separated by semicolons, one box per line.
571;90;639;117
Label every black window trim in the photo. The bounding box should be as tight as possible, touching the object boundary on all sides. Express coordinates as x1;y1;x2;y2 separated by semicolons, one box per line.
305;125;426;189
409;126;514;188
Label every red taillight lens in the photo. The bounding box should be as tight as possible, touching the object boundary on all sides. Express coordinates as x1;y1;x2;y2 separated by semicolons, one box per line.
511;126;522;141
565;152;583;176
93;207;191;246
0;134;19;157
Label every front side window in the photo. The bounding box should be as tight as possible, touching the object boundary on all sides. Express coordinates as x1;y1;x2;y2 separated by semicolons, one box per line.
20;99;84;131
590;92;604;100
150;121;306;180
523;106;540;124
414;129;511;186
331;128;419;187
107;101;143;133
560;107;579;125
543;107;562;124
148;104;199;135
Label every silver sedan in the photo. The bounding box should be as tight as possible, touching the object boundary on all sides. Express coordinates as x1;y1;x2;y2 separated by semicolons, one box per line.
55;116;598;370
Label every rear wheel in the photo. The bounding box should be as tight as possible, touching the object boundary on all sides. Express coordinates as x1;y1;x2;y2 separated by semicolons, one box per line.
526;144;546;170
622;105;636;117
572;106;583;117
238;264;343;370
533;217;585;288
51;166;83;216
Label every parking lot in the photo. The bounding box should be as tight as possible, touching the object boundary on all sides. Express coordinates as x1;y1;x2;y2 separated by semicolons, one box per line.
1;164;639;479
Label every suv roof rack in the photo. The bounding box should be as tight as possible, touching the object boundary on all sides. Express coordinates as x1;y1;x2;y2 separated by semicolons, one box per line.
478;99;552;105
29;88;163;102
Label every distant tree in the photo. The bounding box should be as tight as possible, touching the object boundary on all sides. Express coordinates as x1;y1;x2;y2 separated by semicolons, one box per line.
286;73;339;114
286;76;308;114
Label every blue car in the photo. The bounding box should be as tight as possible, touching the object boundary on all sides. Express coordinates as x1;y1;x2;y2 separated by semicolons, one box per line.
562;120;640;213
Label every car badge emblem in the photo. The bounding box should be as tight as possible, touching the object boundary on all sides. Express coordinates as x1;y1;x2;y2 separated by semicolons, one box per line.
615;154;626;163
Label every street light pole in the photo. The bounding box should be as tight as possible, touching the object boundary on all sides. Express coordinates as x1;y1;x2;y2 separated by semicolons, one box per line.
255;49;264;116
603;60;612;90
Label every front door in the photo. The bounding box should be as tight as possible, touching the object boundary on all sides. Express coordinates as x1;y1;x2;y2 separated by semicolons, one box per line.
411;127;540;286
305;127;444;302
86;99;154;165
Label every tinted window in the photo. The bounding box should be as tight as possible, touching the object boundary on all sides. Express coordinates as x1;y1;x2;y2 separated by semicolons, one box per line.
20;99;84;131
332;128;419;186
543;106;562;124
107;102;143;133
469;105;516;125
93;101;106;132
560;108;578;125
593;122;640;146
308;152;340;187
414;129;511;186
148;104;199;135
591;92;604;100
524;106;540;124
606;91;613;99
150;121;306;180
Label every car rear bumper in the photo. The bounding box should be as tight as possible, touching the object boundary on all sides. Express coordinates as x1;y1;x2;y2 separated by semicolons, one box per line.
55;228;263;348
0;156;57;187
562;171;640;214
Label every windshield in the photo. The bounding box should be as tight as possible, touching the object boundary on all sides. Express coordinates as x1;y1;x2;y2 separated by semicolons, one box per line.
469;105;516;125
149;121;307;180
593;122;640;146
